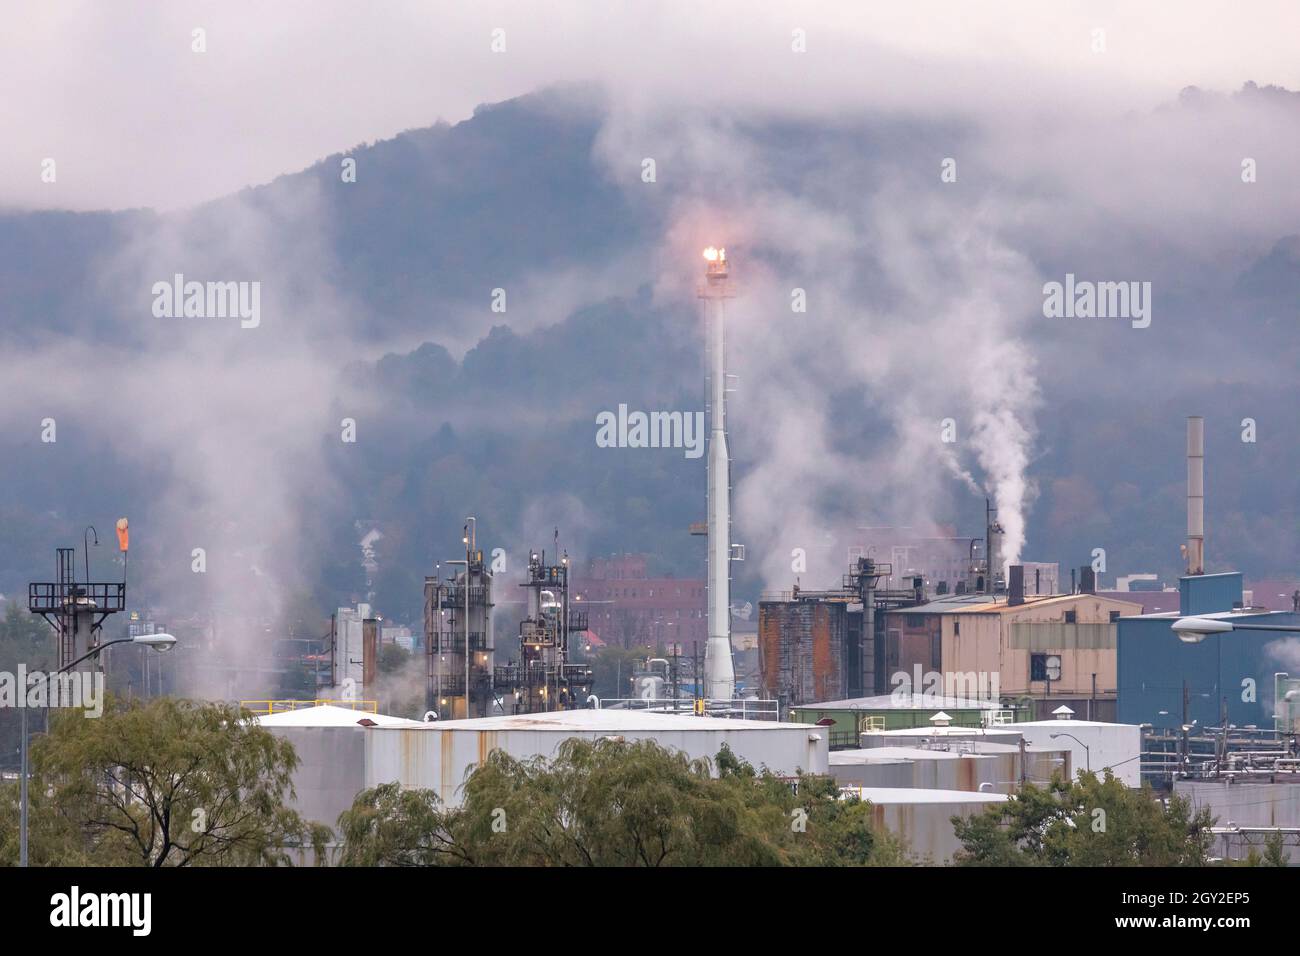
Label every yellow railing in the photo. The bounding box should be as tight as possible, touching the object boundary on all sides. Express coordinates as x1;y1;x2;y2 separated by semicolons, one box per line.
239;699;380;716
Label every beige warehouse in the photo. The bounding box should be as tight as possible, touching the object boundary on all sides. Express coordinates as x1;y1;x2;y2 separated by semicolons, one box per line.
886;592;1142;720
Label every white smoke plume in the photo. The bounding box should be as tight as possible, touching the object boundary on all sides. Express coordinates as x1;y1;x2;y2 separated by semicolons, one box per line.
596;104;1045;589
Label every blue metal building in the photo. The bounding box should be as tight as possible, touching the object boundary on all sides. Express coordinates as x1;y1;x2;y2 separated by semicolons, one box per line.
1117;572;1300;730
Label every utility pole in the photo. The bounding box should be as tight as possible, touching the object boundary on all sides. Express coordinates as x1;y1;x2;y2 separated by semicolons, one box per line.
1181;679;1190;775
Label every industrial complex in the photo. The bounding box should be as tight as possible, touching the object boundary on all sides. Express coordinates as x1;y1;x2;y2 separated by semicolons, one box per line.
10;255;1300;870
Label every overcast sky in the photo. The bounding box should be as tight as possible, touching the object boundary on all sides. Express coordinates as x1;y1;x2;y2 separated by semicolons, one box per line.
2;1;1297;210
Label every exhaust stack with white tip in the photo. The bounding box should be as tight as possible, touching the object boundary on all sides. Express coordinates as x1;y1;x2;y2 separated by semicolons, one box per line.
1186;416;1204;575
700;247;736;701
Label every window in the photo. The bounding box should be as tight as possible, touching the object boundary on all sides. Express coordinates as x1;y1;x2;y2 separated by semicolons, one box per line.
1064;610;1077;624
1030;654;1048;681
1031;653;1061;682
1109;610;1121;622
953;620;960;636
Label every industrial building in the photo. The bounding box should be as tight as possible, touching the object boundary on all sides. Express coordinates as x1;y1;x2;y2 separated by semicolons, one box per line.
829;742;1067;794
329;604;377;694
791;693;1023;749
759;557;921;708
886;588;1143;720
1117;573;1300;731
839;522;1058;599
364;708;829;807
424;521;495;719
756;496;1100;713
853;709;1142;787
573;553;707;648
492;547;593;713
1009;710;1144;787
1117;419;1300;735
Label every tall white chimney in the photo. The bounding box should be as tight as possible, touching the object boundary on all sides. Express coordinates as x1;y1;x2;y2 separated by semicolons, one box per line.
1186;416;1204;575
700;247;736;700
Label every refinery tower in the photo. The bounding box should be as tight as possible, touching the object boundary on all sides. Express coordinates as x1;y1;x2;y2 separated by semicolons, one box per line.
700;247;737;700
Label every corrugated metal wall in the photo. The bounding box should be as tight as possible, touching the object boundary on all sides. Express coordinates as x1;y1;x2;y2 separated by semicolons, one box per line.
758;601;847;706
1009;622;1115;650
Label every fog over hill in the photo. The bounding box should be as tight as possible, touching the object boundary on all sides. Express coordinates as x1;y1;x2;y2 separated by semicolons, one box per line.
2;83;1298;639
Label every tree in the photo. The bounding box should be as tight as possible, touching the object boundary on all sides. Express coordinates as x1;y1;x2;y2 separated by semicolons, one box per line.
337;738;907;866
3;695;329;866
1262;831;1290;867
952;770;1215;867
334;782;464;866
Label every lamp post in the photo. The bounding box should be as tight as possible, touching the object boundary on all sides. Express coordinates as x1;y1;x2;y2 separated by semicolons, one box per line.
20;632;177;867
1050;731;1091;773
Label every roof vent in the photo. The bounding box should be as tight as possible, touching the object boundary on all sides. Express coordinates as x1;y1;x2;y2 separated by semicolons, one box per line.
1052;705;1075;720
930;711;952;727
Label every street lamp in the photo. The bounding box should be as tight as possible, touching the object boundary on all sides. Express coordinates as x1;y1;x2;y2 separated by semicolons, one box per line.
1172;616;1300;643
1049;731;1091;773
20;632;178;867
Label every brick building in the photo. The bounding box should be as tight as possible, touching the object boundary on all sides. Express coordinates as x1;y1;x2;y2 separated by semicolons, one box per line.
572;554;707;650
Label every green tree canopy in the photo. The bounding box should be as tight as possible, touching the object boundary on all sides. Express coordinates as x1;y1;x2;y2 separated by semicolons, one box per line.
336;738;908;866
1;696;328;866
952;770;1215;867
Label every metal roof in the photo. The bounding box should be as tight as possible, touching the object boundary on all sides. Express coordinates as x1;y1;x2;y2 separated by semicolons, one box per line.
1129;607;1292;622
254;705;426;728
861;725;1023;739
895;594;997;614
387;708;815;733
949;593;1143;615
794;693;1002;710
830;746;993;764
848;787;1010;805
896;593;1142;616
1011;718;1141;729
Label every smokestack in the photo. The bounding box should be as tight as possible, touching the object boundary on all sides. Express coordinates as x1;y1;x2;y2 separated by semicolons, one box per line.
1187;416;1204;575
985;498;1005;593
1008;565;1025;606
700;247;736;700
1079;566;1096;595
362;617;379;691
